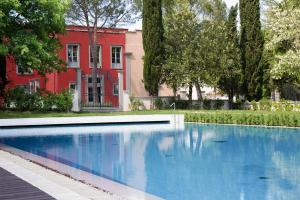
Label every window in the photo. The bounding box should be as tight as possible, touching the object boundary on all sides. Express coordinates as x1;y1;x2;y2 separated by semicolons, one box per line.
89;45;101;68
67;44;79;67
16;65;33;75
29;79;40;94
113;83;119;96
69;83;77;93
111;46;122;69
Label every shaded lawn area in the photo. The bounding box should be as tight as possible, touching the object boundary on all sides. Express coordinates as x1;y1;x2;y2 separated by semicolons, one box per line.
0;110;299;127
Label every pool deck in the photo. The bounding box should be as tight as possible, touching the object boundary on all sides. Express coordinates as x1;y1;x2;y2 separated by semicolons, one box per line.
0;114;184;128
0;167;55;200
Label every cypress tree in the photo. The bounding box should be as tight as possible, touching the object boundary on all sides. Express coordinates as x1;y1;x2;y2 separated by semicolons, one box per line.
142;0;164;96
239;0;264;100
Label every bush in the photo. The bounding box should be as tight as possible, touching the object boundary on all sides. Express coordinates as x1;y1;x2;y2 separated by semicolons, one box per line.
233;99;245;110
174;100;190;109
184;112;300;127
203;99;211;110
213;100;224;110
5;87;72;112
259;99;272;111
250;100;258;111
154;98;164;110
54;90;73;112
280;99;294;111
129;96;144;111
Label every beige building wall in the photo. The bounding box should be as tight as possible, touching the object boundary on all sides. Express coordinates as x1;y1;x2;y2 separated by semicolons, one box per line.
125;30;173;97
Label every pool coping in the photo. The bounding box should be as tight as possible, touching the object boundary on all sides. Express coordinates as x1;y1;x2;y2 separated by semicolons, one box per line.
0;114;184;128
0;144;163;200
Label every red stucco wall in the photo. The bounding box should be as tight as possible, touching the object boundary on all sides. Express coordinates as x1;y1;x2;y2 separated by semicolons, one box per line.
6;26;127;107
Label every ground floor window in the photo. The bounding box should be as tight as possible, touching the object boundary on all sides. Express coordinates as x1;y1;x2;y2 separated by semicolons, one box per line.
29;79;40;94
113;83;119;96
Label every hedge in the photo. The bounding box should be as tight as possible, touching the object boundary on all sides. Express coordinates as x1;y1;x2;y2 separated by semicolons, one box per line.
185;112;300;127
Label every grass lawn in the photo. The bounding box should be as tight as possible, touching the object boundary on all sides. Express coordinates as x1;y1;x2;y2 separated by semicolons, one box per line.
0;110;299;127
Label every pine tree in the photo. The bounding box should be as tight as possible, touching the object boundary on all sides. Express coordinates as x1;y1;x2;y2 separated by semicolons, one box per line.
239;0;264;100
142;0;164;96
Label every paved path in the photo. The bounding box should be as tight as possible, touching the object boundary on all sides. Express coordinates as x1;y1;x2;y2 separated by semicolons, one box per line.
0;167;55;200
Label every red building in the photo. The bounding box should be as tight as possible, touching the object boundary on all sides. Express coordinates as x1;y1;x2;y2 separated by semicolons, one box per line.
6;25;127;108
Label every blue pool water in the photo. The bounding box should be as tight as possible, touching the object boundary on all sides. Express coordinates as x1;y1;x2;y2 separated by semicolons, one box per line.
0;123;300;200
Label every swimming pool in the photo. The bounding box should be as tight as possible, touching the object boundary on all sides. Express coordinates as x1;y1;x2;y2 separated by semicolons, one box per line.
0;123;300;200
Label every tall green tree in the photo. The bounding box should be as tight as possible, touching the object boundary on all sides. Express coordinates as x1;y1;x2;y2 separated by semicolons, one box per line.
218;5;241;108
239;0;264;100
143;0;164;96
0;0;68;99
163;0;199;98
265;0;300;99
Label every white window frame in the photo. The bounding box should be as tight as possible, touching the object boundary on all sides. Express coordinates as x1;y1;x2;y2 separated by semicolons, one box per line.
89;45;102;68
69;82;77;93
29;79;40;94
67;44;80;68
16;64;33;75
113;83;119;96
111;46;122;69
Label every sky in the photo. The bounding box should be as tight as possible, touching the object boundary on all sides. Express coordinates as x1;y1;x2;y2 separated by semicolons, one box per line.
127;0;239;31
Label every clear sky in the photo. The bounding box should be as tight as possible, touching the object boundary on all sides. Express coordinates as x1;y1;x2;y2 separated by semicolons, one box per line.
128;0;239;30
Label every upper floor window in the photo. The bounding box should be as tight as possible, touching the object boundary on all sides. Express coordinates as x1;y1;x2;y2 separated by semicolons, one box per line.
67;44;79;67
89;45;101;68
111;46;122;69
16;65;33;75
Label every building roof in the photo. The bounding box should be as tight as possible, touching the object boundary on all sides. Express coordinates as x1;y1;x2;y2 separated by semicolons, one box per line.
66;25;128;34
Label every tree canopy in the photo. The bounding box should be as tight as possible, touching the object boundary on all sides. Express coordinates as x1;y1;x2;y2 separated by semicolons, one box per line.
0;0;68;98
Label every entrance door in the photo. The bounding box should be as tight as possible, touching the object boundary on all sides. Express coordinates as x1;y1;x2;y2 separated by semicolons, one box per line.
87;76;104;104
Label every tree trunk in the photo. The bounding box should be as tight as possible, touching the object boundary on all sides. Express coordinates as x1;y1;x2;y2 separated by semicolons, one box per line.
195;81;203;101
228;90;233;109
188;82;193;108
172;85;177;99
0;54;7;99
92;25;99;105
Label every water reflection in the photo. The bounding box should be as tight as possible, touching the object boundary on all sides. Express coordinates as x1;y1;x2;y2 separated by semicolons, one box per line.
0;124;300;200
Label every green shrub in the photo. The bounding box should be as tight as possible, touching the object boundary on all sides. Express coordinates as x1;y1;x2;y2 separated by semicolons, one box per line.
5;87;72;112
154;98;164;110
272;101;282;111
233;99;245;110
129;96;144;111
54;90;72;112
203;99;211;110
174;100;190;109
250;100;258;111
259;99;272;111
184;111;300;127
213;100;224;110
280;99;294;111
